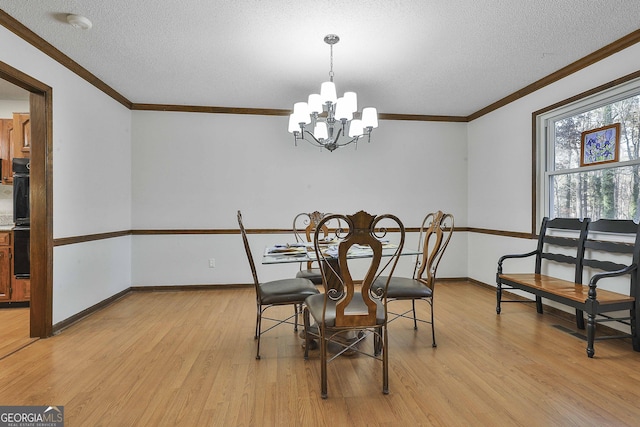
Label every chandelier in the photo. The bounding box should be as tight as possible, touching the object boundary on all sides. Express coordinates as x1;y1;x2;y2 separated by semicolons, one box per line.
288;34;378;152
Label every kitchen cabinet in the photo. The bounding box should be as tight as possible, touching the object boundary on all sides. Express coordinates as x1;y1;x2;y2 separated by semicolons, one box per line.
12;113;30;158
0;230;30;303
0;113;30;185
0;231;11;301
0;118;13;184
11;277;30;302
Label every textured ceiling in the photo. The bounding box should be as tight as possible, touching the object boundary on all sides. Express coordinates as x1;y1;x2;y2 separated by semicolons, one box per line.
1;1;640;116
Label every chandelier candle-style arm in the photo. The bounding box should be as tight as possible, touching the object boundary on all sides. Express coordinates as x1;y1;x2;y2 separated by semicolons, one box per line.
288;34;378;152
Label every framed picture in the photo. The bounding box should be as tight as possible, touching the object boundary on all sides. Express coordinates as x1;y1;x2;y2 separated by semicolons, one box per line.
580;123;620;166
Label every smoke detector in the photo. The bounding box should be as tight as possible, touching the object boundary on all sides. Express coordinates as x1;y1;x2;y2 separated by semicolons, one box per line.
66;14;92;30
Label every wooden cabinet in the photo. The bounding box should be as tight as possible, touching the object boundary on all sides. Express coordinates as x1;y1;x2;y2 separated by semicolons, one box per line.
12;113;30;158
0;113;30;184
0;230;30;303
11;277;30;301
0;118;13;184
0;231;11;301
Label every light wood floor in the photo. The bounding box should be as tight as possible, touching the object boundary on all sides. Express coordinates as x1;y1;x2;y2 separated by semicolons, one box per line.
0;306;36;359
1;281;639;426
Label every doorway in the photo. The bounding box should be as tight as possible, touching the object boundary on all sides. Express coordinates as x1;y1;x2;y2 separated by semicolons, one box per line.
0;62;53;339
0;80;31;356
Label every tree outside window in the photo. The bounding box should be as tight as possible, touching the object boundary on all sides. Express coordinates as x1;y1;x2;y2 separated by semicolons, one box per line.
548;94;640;221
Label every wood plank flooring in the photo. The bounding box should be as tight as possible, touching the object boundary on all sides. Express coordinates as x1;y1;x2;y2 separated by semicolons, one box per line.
0;306;36;359
1;281;639;426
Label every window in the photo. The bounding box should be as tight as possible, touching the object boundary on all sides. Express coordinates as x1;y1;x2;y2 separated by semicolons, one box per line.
537;78;640;223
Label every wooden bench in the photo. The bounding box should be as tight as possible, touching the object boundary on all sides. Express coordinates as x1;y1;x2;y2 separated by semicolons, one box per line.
496;217;640;357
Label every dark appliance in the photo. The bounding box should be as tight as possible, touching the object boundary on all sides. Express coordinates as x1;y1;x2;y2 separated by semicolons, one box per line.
13;226;30;278
13;158;30;279
13;158;29;226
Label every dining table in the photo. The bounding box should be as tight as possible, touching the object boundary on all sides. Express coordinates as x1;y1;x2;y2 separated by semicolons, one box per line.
262;240;420;305
261;240;420;355
261;240;420;288
262;240;419;264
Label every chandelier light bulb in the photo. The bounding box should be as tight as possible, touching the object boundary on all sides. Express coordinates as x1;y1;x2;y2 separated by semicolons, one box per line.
307;94;323;114
288;114;300;133
334;98;353;121
362;107;379;129
348;119;364;137
320;82;337;104
292;102;310;125
343;92;358;113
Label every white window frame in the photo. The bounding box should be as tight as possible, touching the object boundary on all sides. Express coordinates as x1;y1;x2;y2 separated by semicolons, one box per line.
536;76;640;224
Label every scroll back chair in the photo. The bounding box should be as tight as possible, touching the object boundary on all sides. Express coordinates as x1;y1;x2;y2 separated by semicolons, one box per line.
237;210;319;360
372;210;454;348
303;210;405;398
293;211;329;285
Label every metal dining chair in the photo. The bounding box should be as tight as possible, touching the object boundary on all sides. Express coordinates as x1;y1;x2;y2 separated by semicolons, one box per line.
303;210;405;398
372;211;454;348
237;210;320;359
293;211;329;285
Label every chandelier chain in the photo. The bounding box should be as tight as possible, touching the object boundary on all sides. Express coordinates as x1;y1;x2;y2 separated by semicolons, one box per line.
329;43;334;82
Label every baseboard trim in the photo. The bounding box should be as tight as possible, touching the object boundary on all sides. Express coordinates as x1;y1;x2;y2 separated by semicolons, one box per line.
130;284;253;292
52;288;131;334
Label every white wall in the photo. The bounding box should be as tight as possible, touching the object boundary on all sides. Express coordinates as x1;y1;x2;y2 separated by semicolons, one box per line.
0;100;29;118
0;26;133;323
467;42;640;287
53;237;131;322
131;111;469;285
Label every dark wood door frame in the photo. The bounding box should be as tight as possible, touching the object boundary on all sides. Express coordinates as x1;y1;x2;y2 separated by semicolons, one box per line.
0;60;53;338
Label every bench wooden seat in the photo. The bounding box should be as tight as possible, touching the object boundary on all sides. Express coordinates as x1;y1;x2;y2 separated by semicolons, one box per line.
499;273;636;305
496;217;640;358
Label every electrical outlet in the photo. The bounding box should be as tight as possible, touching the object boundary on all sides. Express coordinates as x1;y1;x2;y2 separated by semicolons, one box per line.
209;258;216;268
